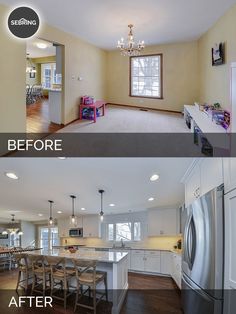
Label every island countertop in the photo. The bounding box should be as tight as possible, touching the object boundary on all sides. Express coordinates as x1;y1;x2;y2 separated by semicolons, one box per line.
28;248;128;264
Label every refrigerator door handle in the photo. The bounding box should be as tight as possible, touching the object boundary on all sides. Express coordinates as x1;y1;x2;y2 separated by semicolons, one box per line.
186;216;196;270
184;215;192;270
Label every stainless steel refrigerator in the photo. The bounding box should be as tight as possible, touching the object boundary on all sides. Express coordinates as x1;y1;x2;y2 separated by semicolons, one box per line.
182;184;224;314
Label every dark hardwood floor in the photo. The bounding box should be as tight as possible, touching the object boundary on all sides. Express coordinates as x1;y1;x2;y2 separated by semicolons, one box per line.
0;270;182;314
26;99;63;133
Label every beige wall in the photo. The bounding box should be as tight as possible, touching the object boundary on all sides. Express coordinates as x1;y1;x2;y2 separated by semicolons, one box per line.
39;24;107;124
107;42;199;112
198;4;236;111
0;4;26;132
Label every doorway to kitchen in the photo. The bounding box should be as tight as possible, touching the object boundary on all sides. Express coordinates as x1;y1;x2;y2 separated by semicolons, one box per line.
26;38;65;133
39;227;59;250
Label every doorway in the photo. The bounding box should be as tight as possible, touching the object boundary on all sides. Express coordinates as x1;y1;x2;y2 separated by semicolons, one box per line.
26;38;65;133
39;226;59;250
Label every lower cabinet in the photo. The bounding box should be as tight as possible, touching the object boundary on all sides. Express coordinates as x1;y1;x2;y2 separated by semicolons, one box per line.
130;250;163;274
160;251;172;275
171;253;182;289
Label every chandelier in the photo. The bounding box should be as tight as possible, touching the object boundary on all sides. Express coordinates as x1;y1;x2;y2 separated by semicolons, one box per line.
117;24;145;56
2;214;23;235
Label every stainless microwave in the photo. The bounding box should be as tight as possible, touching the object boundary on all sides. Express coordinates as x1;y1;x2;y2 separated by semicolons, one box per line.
69;228;83;237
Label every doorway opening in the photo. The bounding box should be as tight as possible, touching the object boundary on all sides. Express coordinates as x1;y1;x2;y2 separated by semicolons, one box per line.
26;38;65;133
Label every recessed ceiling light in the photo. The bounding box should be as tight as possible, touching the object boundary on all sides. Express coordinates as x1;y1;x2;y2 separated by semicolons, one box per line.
150;174;159;181
58;157;66;160
109;204;115;207
148;197;154;202
36;43;47;49
57;211;62;214
5;172;18;180
38;214;43;217
81;208;86;211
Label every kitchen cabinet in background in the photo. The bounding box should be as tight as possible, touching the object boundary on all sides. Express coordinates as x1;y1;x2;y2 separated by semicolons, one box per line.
223;158;236;194
83;215;101;238
147;208;178;236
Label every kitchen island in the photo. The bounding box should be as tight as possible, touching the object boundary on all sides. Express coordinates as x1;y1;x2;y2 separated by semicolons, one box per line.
28;248;129;314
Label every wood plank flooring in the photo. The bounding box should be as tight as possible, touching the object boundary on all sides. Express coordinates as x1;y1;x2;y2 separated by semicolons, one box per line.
0;270;182;314
26;99;63;133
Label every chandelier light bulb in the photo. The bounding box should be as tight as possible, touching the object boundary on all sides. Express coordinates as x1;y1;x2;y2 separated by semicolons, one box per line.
117;24;145;56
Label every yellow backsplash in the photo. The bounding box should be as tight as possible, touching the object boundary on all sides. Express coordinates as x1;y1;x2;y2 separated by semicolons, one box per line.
61;236;182;250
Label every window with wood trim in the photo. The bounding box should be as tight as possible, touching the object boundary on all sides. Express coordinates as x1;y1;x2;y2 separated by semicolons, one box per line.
130;54;163;99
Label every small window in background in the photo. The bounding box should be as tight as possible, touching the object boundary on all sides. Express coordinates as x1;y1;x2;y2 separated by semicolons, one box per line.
134;222;141;241
108;224;114;241
116;222;132;241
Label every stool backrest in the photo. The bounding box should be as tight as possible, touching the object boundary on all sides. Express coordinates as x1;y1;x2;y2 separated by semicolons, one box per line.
28;255;45;272
73;259;97;282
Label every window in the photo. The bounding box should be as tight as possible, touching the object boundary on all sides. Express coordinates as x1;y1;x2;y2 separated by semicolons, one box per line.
130;54;163;99
39;227;59;250
107;222;141;242
41;63;61;89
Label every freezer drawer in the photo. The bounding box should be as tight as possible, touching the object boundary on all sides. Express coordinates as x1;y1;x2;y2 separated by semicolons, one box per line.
182;275;223;314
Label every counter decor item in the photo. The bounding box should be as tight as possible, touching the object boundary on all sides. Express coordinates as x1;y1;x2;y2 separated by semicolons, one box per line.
68;247;77;253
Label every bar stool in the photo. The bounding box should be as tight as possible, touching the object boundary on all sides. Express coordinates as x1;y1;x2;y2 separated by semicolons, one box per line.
14;253;32;291
29;255;51;296
73;260;108;314
45;256;75;309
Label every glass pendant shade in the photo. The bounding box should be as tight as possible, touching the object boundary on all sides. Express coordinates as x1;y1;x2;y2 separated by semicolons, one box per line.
69;195;78;227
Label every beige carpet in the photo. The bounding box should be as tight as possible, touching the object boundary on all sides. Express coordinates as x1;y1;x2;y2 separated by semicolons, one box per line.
60;105;189;133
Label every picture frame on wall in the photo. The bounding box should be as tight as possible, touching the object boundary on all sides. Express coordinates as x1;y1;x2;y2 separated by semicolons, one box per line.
212;43;225;66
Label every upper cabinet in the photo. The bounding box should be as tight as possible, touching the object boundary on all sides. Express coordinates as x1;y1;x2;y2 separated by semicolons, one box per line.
223;158;236;194
184;159;223;206
83;215;101;238
147;208;178;236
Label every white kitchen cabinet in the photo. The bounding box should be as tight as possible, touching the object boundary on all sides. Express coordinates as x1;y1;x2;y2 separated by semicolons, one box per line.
83;215;101;238
110;249;131;270
147;208;178;236
200;158;223;196
223;158;236;194
57;218;70;237
130;250;145;271
185;163;201;206
144;251;161;273
171;253;182;289
160;251;172;275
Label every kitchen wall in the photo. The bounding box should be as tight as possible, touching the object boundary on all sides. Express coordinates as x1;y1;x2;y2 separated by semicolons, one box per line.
60;211;181;250
21;221;36;247
106;41;199;113
198;3;236;111
0;4;26;133
26;58;40;86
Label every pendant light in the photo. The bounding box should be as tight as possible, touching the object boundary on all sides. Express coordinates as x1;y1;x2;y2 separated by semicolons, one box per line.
99;190;105;221
48;200;55;227
69;195;78;226
2;214;23;235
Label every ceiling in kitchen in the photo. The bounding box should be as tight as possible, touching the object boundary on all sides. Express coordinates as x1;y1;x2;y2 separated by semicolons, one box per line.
0;158;194;221
1;0;236;49
26;39;56;58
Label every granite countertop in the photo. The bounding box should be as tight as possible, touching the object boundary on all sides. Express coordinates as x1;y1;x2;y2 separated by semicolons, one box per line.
56;245;175;252
28;249;128;264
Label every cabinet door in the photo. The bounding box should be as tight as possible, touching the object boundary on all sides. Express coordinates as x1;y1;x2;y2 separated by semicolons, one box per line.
172;253;182;289
144;253;161;273
148;208;177;236
160;251;172;275
57;218;69;237
185;164;201;206
200;158;223;196
223;158;236;194
83;215;101;238
224;190;236;290
130;250;145;271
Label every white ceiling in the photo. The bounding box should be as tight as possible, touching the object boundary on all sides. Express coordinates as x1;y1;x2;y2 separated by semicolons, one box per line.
0;158;193;222
26;39;56;58
2;0;236;49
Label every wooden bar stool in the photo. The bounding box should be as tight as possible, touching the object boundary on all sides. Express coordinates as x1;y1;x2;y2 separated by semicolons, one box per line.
45;256;75;309
73;260;108;314
29;255;51;296
14;253;32;291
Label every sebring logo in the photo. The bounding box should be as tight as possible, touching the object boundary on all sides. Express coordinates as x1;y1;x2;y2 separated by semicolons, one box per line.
8;6;40;39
